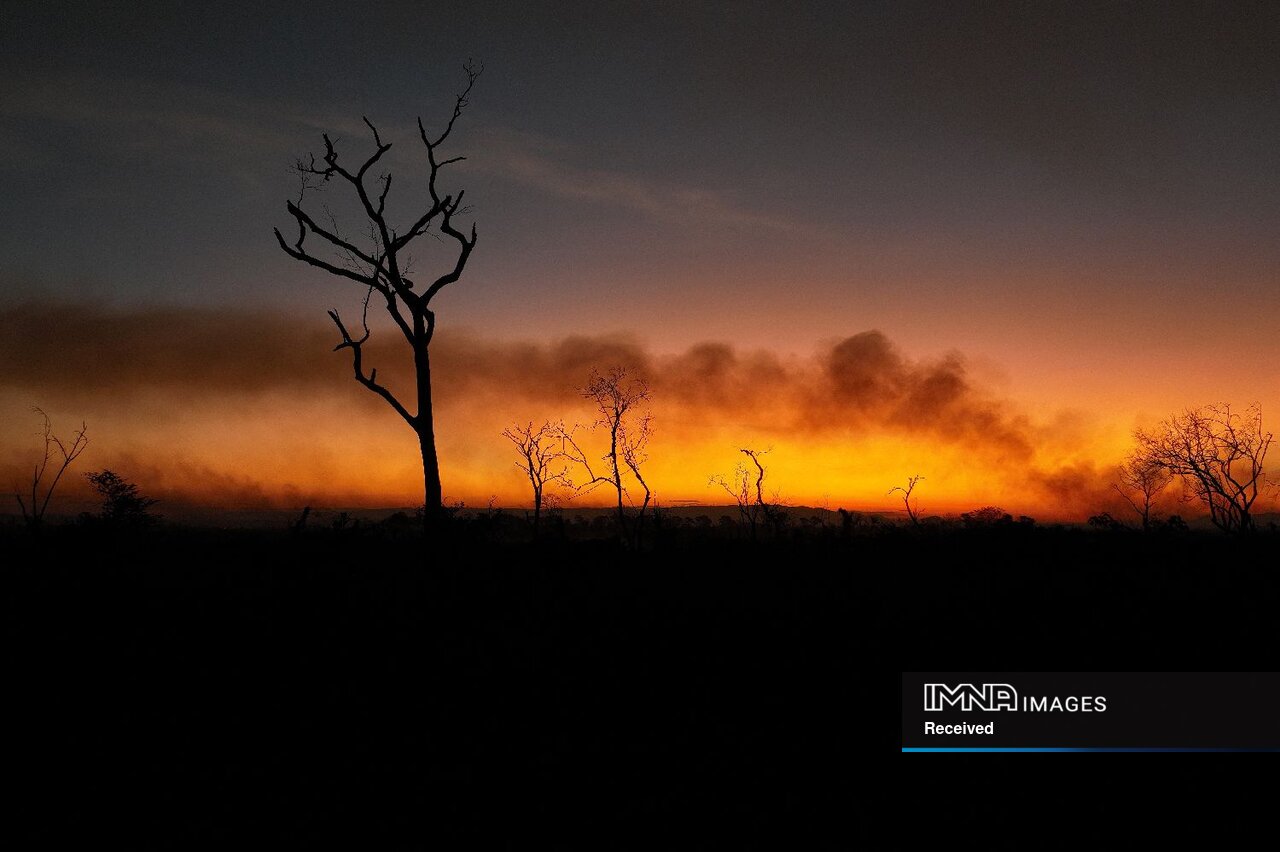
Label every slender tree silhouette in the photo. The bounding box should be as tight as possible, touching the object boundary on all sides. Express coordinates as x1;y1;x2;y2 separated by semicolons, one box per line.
888;474;924;527
711;447;777;541
274;62;481;524
502;420;569;539
1113;453;1172;531
13;408;88;534
561;367;653;546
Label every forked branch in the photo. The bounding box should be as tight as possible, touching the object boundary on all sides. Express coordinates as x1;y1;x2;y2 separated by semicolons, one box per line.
13;408;89;531
328;301;415;427
888;474;924;526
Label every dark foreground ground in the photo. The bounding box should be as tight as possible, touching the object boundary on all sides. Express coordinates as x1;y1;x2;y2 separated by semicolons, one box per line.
6;521;1278;844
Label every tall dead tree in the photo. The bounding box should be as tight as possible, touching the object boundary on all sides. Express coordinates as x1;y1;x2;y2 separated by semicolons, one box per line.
502;420;569;538
14;408;88;533
1134;403;1271;535
274;62;481;522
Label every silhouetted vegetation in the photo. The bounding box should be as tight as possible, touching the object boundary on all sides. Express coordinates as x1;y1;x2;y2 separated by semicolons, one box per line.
710;447;785;541
888;474;924;527
83;469;160;528
12;408;87;534
274;61;482;523
960;505;1014;527
1133;403;1272;534
502;420;569;539
560;367;654;548
1113;452;1173;531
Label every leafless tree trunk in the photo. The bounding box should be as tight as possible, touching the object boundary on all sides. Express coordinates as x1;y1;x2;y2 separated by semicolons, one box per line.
274;62;481;526
13;408;88;534
503;420;569;539
1134;403;1272;535
1113;453;1172;531
889;474;924;527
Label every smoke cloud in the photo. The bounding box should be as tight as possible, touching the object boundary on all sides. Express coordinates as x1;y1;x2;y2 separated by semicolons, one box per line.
1;300;1129;517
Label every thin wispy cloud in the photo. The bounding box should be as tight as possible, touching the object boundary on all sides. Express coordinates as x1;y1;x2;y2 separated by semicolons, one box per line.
5;74;797;235
469;126;806;233
0;74;382;184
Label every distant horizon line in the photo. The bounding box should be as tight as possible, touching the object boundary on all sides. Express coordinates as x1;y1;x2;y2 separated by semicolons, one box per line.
7;504;1265;528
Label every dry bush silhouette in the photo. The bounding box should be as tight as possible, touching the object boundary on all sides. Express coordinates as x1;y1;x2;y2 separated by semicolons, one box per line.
1134;403;1272;535
961;506;1014;528
560;367;653;547
274;61;481;525
84;470;160;528
13;408;88;533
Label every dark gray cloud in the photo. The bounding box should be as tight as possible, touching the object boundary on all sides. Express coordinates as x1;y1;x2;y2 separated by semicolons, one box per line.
2;300;1183;515
2;301;1038;463
0;301;340;394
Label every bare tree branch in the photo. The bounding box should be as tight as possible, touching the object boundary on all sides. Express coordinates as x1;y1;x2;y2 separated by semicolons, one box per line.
13;408;89;533
328;307;414;428
888;474;924;527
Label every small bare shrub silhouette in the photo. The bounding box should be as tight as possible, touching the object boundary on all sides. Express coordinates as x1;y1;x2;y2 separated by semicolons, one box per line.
13;408;88;533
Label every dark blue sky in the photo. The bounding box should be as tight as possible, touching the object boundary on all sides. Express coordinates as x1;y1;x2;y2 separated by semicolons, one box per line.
2;0;1277;397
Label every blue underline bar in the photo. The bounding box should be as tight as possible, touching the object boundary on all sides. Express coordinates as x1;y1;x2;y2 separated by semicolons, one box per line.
902;747;1280;753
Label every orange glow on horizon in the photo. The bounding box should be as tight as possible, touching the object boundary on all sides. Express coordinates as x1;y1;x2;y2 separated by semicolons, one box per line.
2;303;1275;523
0;387;1200;521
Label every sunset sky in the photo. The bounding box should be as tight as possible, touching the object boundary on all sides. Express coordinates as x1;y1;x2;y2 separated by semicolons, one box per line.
2;2;1277;519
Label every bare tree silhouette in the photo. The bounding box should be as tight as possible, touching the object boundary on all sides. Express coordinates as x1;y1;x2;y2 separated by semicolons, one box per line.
13;408;88;533
888;474;924;527
710;447;776;541
1134;403;1272;535
1112;453;1172;531
502;420;569;539
561;367;653;546
274;61;481;524
619;410;654;545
